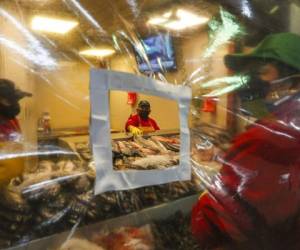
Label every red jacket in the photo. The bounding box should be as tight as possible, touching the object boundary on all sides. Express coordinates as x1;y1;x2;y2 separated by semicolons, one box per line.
191;94;300;249
0;118;21;141
125;114;160;132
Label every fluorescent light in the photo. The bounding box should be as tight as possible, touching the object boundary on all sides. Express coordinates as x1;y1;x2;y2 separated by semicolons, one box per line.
177;9;209;24
162;12;172;18
148;9;209;30
79;48;115;57
31;16;78;34
147;12;172;25
148;17;168;25
163;20;189;30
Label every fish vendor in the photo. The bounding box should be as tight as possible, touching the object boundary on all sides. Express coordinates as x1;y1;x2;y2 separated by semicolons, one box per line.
0;79;32;142
125;100;160;135
0;79;32;186
191;32;300;249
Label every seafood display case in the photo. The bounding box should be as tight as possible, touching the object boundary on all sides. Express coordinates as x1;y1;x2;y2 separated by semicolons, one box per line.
0;129;204;249
8;194;199;250
58;129;181;170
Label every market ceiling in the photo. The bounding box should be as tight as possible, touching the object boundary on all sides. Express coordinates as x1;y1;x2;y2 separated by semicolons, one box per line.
0;0;294;63
0;0;216;61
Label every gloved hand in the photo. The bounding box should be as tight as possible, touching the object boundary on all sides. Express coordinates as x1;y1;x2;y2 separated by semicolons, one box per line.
0;141;25;187
128;125;143;136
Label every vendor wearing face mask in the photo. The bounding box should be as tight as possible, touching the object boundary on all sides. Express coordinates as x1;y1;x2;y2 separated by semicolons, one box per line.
0;79;32;142
125;100;160;135
0;79;32;187
191;33;300;250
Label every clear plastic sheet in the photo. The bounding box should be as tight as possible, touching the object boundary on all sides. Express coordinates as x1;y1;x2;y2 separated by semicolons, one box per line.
0;0;299;249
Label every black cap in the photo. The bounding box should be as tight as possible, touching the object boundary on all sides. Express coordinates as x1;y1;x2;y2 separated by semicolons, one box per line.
138;100;150;108
0;79;32;101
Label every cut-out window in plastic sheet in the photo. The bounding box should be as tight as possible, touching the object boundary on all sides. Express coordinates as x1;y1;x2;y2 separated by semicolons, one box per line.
90;70;191;194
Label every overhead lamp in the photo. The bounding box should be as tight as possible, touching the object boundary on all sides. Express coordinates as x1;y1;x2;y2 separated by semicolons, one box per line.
148;11;172;25
31;16;78;34
148;9;209;30
79;48;115;58
148;17;168;25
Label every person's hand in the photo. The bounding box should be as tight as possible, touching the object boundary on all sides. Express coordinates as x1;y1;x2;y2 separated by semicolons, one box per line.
128;125;143;136
0;141;25;187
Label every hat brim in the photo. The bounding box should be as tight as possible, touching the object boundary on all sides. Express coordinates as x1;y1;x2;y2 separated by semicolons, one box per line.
15;89;32;99
224;54;259;71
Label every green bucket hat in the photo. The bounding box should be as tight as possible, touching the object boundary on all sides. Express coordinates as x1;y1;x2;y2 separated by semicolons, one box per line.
225;32;300;71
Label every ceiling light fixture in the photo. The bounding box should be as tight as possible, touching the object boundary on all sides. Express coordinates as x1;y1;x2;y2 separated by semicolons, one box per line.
31;16;78;34
148;9;209;30
79;48;115;58
148;17;168;25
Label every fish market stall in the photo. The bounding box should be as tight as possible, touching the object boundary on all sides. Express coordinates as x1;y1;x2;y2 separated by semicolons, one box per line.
0;127;209;249
0;156;202;249
1;0;293;248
